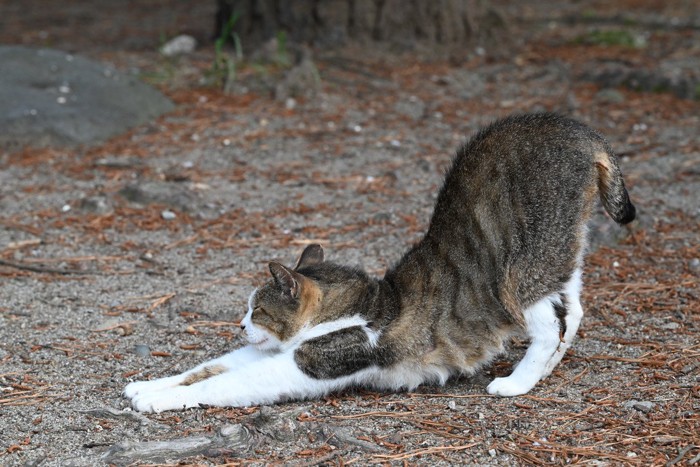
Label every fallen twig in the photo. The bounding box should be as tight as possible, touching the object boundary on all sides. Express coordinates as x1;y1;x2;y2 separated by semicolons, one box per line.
0;258;96;275
91;321;137;333
371;442;478;461
146;293;176;313
330;411;440;420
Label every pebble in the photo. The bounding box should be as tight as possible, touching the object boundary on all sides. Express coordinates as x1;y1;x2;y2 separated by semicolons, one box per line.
161;210;176;220
623;400;655;412
134;344;150;358
447;400;457;410
79;195;112;214
689;258;700;270
488;448;497;457
160;34;197;57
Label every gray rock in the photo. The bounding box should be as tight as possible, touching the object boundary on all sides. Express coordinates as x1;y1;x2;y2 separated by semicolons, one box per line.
623;400;655;412
581;58;700;101
134;344;151;358
394;96;426;120
0;46;174;149
78;195;112;214
160;35;197;57
274;52;321;101
118;182;196;212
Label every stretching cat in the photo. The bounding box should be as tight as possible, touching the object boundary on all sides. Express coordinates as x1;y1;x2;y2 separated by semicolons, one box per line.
125;113;635;412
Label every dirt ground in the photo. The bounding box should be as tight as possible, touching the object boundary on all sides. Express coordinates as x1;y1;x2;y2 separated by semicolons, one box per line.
1;1;699;466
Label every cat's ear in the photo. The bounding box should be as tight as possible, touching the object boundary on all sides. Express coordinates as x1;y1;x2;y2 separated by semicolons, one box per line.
294;244;324;270
269;262;300;299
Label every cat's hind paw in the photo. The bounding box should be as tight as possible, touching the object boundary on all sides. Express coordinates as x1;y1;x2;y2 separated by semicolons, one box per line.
486;376;535;397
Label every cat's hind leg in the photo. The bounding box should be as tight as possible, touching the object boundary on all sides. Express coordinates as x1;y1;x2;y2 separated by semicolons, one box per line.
487;268;583;396
543;268;583;376
487;294;564;396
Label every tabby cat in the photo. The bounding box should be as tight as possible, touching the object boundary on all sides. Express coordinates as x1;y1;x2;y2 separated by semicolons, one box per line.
125;113;635;412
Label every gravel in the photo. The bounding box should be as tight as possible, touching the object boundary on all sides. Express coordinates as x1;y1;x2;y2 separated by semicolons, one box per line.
1;1;699;465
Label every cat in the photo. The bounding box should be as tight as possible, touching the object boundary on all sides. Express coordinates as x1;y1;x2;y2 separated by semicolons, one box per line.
124;113;636;413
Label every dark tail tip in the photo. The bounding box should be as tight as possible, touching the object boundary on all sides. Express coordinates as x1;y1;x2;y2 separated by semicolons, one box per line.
617;198;636;225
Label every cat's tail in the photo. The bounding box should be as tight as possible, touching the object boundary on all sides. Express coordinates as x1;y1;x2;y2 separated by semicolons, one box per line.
594;150;636;224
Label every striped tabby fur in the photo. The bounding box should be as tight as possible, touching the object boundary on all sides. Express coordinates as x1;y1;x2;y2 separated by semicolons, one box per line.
125;113;635;412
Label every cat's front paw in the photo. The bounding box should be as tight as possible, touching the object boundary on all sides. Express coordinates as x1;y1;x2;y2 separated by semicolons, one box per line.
124;381;152;399
131;386;198;413
123;376;180;399
486;376;534;397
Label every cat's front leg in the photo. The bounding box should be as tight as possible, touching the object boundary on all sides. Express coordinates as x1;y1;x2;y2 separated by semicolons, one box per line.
130;350;354;412
124;345;268;399
130;383;207;412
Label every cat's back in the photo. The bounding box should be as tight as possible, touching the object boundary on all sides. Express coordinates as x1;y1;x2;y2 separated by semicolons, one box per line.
452;113;604;185
431;113;604;231
421;113;610;309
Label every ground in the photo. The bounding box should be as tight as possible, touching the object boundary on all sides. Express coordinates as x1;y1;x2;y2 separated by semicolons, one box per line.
0;1;699;466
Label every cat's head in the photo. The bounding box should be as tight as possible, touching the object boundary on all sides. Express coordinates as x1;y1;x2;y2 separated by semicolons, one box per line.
240;244;326;350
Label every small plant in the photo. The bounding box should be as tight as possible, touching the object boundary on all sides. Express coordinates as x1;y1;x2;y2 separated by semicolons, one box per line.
575;29;642;48
210;10;242;93
275;30;290;67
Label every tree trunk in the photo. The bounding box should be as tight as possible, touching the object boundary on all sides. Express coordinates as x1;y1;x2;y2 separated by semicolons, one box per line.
216;0;508;56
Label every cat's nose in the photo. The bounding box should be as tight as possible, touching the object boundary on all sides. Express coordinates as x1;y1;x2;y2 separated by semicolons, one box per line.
239;324;246;330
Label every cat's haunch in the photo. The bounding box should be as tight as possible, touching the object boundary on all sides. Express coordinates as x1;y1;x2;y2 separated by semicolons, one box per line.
125;113;635;413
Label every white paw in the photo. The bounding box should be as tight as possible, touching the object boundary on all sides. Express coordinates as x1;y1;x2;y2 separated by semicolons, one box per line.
131;386;197;413
123;376;180;399
486;376;534;397
124;380;164;399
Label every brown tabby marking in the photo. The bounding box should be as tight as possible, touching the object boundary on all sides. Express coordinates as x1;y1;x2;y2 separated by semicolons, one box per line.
297;278;323;327
181;364;227;386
